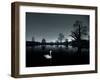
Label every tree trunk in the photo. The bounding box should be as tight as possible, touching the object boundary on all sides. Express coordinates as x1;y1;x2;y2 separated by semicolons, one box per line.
77;24;81;55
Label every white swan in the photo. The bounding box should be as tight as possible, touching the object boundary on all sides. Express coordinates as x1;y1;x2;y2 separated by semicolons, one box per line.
44;50;52;59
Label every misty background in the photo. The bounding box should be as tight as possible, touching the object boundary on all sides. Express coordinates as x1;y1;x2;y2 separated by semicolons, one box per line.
26;12;89;42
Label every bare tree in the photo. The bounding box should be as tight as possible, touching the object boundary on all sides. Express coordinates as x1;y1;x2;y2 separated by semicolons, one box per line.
32;36;35;42
70;20;88;54
41;38;46;50
58;33;65;43
71;20;87;40
42;38;46;43
55;40;59;47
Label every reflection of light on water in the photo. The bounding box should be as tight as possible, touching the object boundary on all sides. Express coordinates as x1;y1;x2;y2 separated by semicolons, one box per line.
46;45;66;48
27;45;68;50
68;45;78;53
68;45;72;48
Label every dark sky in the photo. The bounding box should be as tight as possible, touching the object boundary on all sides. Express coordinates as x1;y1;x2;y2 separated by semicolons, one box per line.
26;12;89;42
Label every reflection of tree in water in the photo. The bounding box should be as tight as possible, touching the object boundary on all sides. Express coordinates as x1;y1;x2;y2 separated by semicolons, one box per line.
50;42;54;47
41;38;46;50
55;40;59;48
65;39;68;48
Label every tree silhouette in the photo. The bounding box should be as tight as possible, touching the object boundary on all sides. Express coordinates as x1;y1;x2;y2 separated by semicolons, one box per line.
70;20;88;54
42;38;46;43
41;38;46;50
65;39;68;48
32;36;35;42
50;42;54;46
55;40;59;47
58;33;65;43
32;36;35;50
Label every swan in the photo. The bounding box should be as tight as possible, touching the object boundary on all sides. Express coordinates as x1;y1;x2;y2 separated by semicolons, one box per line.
44;50;52;59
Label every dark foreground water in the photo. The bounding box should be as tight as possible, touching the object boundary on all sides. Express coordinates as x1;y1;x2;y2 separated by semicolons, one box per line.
26;45;89;67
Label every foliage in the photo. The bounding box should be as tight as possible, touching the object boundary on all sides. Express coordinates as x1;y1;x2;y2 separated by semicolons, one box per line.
58;33;65;43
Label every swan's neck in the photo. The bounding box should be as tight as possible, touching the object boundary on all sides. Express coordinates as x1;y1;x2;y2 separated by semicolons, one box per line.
50;50;52;56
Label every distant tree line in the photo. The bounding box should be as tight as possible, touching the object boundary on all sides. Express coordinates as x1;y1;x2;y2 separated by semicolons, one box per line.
27;20;89;51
